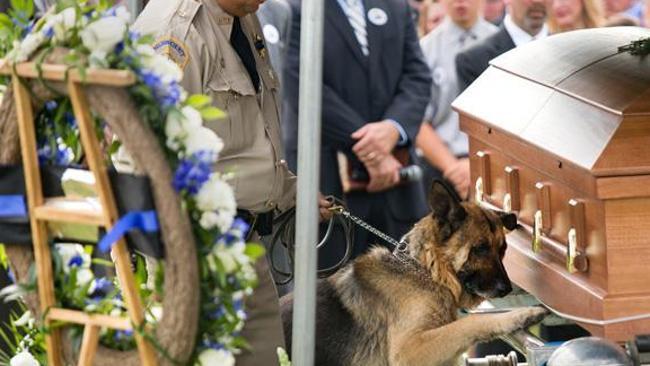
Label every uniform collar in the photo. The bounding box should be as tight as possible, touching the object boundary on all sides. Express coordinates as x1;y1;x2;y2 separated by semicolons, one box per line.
201;0;235;37
503;13;548;47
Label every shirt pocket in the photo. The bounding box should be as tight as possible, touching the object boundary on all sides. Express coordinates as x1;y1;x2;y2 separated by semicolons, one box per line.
205;75;256;152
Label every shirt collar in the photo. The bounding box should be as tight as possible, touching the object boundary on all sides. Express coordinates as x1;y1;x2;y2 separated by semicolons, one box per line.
503;13;548;47
201;0;235;37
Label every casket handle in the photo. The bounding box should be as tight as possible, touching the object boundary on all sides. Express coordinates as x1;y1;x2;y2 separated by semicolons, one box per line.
567;199;589;273
476;151;491;197
504;166;520;212
535;182;552;232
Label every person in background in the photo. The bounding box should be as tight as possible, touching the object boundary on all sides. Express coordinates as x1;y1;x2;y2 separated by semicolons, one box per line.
418;0;448;36
417;0;497;199
548;0;604;32
284;0;431;269
605;0;644;25
484;0;507;24
456;0;550;91
258;0;292;76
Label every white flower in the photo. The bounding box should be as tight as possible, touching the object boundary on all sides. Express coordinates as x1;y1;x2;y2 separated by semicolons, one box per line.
76;268;94;286
214;245;238;273
0;284;27;302
184;127;224;158
135;44;156;58
142;53;183;84
13;311;33;328
145;304;163;323
88;50;109;69
196;348;235;366
230;241;250;265
10;350;39;366
15;33;45;62
55;243;91;273
165;106;203;143
114;6;132;23
195;176;236;227
80;16;127;53
52;7;78;41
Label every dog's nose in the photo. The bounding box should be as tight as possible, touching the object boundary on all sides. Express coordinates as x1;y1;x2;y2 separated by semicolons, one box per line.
495;281;512;297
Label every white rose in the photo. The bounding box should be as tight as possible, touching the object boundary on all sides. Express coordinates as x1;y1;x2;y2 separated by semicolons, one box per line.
76;268;94;286
195;175;236;213
80;16;126;53
199;211;219;230
214;245;238;273
183;127;224;157
196;348;235;366
114;6;132;23
88;50;109;69
135;44;156;58
230;241;250;265
53;7;78;41
10;350;39;366
165;106;203;142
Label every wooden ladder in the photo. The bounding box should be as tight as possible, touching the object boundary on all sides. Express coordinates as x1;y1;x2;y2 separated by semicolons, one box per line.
7;64;158;366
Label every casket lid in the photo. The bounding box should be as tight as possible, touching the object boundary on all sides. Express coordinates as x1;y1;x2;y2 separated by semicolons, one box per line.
454;27;650;177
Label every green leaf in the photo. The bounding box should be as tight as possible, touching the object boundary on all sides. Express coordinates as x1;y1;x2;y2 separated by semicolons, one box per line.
244;243;266;260
90;258;114;268
185;94;212;109
0;13;13;30
200;106;226;121
137;34;155;45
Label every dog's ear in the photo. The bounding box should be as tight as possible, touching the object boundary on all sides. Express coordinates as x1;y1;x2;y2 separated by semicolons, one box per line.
500;212;518;231
429;181;467;241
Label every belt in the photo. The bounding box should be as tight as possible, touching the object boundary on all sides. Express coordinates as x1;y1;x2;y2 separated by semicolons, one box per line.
237;209;274;238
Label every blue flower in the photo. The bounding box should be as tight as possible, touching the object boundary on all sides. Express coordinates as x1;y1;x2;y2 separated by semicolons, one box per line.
64;112;77;128
42;26;54;39
114;329;134;341
68;255;83;268
208;304;226;320
201;339;225;350
45;100;57;111
172;151;216;195
129;31;141;41
115;41;125;55
90;277;113;299
231;218;250;238
137;70;182;109
37;144;52;164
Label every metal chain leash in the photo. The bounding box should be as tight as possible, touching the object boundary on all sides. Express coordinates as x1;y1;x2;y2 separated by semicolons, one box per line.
328;204;408;254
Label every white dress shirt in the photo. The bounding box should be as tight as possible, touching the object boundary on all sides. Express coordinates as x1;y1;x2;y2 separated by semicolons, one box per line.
503;13;549;47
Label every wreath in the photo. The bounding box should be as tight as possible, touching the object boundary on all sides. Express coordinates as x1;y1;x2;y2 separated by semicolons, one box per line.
0;1;268;365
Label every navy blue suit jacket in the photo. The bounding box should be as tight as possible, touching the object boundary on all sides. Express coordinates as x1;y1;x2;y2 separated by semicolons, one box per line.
283;0;431;222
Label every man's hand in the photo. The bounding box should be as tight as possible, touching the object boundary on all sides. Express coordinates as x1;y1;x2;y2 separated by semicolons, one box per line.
318;193;334;222
443;158;470;200
351;121;400;165
366;154;401;192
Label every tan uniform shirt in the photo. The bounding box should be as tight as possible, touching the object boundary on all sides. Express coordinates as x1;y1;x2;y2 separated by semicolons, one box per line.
134;0;296;213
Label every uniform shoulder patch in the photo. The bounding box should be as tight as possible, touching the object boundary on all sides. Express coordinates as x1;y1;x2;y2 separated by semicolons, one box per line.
153;36;190;70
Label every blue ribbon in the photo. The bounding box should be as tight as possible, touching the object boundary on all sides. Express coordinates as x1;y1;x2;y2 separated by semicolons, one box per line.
98;211;159;253
0;195;27;218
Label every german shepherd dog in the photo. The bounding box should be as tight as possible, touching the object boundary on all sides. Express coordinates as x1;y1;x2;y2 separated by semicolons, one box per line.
280;182;548;365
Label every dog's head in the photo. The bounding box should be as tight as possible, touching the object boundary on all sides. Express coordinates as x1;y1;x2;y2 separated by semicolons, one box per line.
408;181;518;307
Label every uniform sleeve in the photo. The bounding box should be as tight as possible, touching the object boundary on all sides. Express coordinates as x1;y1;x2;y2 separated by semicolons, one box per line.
178;26;211;95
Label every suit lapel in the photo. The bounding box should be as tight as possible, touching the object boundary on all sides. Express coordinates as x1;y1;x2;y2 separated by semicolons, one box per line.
494;26;516;54
326;0;368;68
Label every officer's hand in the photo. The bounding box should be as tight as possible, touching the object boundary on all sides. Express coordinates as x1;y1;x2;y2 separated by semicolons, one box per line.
351;121;400;164
318;193;334;222
366;154;401;192
444;158;470;200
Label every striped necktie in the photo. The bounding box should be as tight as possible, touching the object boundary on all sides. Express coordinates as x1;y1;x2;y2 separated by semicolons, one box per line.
343;0;369;56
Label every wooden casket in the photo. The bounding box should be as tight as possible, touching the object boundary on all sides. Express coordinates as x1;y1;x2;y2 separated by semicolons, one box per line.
453;27;650;342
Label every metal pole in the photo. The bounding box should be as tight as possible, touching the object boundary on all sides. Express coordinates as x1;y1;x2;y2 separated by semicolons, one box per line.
291;0;324;362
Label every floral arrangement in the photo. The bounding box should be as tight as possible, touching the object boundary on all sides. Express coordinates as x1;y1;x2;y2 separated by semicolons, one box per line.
0;0;265;364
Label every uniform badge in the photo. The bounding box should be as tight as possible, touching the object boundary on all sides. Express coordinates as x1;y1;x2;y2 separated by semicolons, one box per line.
367;8;388;26
153;36;190;70
263;24;280;44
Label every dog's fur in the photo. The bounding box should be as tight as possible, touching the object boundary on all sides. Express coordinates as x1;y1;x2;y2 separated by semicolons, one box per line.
280;182;547;366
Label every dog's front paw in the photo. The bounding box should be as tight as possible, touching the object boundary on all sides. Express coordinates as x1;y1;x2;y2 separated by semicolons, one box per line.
499;307;548;334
